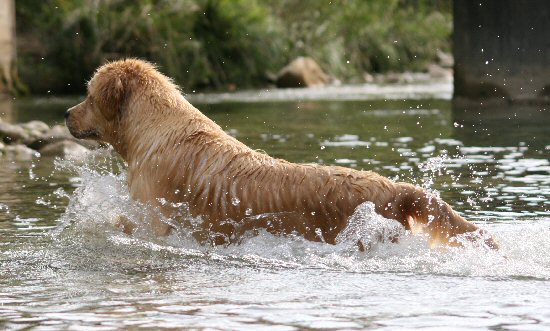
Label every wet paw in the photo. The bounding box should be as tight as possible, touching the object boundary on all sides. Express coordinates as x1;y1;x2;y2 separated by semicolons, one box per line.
114;215;135;235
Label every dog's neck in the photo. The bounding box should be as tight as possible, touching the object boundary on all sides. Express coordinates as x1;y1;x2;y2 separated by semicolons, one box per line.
112;91;277;215
115;95;241;166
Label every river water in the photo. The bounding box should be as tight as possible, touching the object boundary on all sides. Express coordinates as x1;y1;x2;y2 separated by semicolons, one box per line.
1;82;550;330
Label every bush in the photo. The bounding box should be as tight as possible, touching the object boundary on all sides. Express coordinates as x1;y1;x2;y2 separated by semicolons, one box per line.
16;0;451;94
266;0;452;78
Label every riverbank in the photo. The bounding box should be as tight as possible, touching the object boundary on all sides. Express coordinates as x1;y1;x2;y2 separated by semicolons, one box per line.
188;75;453;104
15;0;452;95
0;115;98;161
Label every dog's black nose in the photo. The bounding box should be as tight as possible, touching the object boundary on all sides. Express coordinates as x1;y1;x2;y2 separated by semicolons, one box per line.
64;109;71;119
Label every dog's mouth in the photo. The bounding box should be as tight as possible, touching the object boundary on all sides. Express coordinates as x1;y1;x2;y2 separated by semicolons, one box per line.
68;127;100;140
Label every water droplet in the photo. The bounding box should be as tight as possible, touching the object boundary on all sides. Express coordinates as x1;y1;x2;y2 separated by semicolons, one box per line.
35;197;49;206
231;197;240;206
320;145;325;150
245;208;253;216
0;203;10;211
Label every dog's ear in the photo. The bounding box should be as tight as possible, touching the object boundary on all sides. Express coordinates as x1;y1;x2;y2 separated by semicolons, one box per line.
99;76;125;121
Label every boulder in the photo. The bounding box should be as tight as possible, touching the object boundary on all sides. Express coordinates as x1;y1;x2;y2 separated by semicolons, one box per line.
4;144;40;161
27;124;100;150
428;63;453;79
382;72;415;84
20;120;50;133
0;121;29;143
39;140;90;161
26;124;71;150
436;50;454;68
20;120;50;141
276;57;329;88
43;124;72;140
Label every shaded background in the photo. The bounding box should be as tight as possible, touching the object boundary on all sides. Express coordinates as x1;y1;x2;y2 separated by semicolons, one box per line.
11;0;452;94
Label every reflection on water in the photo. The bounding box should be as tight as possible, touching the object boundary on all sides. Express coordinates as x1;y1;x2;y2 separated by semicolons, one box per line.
0;97;14;122
1;91;550;329
453;102;550;149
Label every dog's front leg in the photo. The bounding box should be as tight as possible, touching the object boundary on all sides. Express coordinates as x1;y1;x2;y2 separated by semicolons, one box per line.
127;173;175;236
115;214;135;234
150;210;173;236
113;208;172;236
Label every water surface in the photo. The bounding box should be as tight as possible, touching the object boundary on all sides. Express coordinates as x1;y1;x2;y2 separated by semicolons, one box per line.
1;84;549;330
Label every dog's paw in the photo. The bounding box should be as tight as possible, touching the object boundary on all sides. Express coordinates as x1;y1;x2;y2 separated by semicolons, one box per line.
114;215;135;235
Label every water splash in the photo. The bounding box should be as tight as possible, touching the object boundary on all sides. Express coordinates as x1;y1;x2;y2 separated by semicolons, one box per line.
47;150;550;280
335;202;405;251
417;152;451;195
0;202;9;214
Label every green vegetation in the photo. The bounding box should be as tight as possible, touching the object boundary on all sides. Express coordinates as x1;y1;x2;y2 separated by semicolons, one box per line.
16;0;452;94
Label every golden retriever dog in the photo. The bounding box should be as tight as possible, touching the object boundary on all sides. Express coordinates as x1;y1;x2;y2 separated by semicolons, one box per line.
65;59;498;249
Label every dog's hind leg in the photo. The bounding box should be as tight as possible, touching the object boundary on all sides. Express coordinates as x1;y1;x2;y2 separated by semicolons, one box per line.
389;183;498;249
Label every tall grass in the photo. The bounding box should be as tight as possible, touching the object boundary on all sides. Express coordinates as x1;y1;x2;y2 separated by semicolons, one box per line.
266;0;452;78
16;0;451;94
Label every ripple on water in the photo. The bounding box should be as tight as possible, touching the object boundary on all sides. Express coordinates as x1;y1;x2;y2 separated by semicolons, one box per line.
2;146;550;330
3;95;550;329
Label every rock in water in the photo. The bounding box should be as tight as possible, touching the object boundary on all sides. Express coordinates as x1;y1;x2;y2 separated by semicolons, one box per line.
4;144;40;161
276;57;329;88
0;121;29;143
39;140;90;161
27;124;100;150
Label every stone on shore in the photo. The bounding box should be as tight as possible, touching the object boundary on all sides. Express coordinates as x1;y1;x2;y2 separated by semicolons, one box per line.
39;140;90;161
20;120;50;141
4;144;40;161
436;50;454;68
276;57;329;88
0;121;29;143
43;124;72;140
27;124;100;150
428;63;453;79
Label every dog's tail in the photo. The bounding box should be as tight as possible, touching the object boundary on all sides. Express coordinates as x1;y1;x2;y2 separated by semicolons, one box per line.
392;183;499;249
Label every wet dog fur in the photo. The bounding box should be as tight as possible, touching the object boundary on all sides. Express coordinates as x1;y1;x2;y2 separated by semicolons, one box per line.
66;59;497;249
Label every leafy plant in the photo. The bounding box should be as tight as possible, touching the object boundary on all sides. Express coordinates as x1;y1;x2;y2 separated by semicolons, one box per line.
15;0;451;94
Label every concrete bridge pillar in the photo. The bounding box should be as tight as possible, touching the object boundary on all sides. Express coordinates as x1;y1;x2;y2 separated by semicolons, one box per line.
0;0;16;94
453;0;550;102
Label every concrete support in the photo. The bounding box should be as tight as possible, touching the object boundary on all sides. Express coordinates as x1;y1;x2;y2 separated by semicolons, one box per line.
453;0;550;102
0;0;16;94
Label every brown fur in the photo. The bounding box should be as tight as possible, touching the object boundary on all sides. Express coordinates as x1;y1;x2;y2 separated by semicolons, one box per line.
66;59;497;249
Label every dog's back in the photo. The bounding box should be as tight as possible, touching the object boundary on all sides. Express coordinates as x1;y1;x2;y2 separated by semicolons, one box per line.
67;59;498;249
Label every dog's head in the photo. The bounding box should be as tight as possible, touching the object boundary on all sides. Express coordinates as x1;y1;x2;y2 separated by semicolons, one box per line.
65;59;162;145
